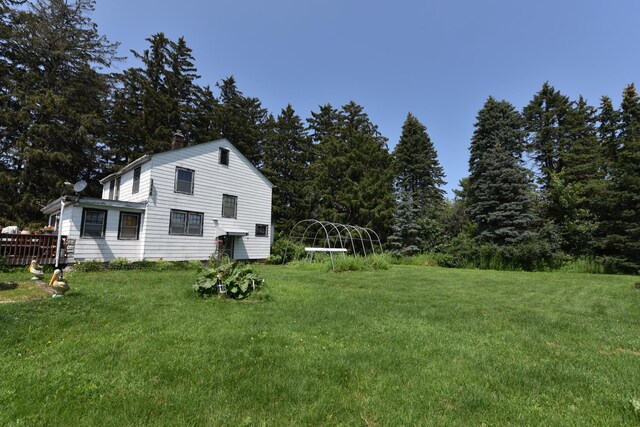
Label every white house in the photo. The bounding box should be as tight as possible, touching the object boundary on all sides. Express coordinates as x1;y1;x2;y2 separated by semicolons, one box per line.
41;137;273;263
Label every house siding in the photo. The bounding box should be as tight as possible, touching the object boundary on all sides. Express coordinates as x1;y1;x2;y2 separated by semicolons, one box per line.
140;140;272;261
65;207;144;262
57;139;271;263
102;162;152;203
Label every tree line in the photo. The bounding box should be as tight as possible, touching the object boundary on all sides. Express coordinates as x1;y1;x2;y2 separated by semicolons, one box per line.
2;0;639;273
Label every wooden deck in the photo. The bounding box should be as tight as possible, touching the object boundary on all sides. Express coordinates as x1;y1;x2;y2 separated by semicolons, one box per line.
0;233;68;266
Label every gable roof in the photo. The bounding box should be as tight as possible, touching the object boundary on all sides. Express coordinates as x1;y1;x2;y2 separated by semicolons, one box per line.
99;139;273;188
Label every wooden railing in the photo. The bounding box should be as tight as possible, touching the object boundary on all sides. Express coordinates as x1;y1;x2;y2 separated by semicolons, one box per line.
0;233;68;266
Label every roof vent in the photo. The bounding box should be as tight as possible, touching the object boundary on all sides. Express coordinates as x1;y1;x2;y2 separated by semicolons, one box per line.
171;131;185;150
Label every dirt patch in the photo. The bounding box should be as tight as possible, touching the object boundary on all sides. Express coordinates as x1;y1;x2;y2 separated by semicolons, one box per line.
0;281;18;291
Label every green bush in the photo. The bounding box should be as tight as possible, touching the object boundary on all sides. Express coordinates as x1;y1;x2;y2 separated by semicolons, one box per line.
74;259;105;272
268;239;306;264
152;259;174;271
131;259;156;270
433;236;564;272
195;259;265;299
109;257;132;270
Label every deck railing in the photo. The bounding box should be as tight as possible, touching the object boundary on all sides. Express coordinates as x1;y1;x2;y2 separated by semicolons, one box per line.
0;233;68;266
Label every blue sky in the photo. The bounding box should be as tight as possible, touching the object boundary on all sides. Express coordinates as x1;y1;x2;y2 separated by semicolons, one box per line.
91;0;640;197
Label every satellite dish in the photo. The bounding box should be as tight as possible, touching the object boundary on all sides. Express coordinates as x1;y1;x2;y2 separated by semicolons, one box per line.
73;180;87;193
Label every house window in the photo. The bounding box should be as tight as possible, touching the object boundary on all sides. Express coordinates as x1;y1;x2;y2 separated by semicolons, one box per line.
108;180;115;199
222;194;237;219
255;224;268;237
169;210;203;236
118;212;141;240
175;167;194;195
132;166;141;194
219;148;230;166
81;208;107;238
114;177;121;200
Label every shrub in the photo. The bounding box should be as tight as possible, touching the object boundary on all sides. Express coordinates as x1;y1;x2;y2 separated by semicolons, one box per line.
152;259;174;271
435;236;564;272
195;259;265;299
74;260;105;272
268;239;306;264
109;257;132;270
131;259;156;270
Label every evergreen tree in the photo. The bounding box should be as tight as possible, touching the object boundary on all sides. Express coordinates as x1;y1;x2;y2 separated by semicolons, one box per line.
619;83;640;143
308;102;395;237
393;113;446;216
215;76;268;167
306;103;346;220
468;143;536;245
190;84;222;144
107;33;202;168
553;97;603;254
0;0;118;223
262;104;313;234
523;82;572;189
597;95;620;176
595;84;640;271
468;97;526;176
106;67;147;165
467;98;534;246
387;190;421;256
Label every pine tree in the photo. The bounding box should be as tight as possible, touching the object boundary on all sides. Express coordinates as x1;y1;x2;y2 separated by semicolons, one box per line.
467;98;535;245
215;76;268;167
106;67;147;166
597;96;620;176
1;0;118;223
262;105;314;234
308;102;395;237
468;143;536;245
393;113;446;216
555;97;603;254
468;97;526;176
307;103;346;221
107;33;203;168
190;84;222;144
387;190;421;256
595;84;640;271
523;82;572;189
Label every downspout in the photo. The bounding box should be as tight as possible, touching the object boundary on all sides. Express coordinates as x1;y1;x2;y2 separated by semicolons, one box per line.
54;197;66;268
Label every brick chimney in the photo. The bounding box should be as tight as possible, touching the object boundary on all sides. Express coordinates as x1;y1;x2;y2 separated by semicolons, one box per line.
171;131;185;150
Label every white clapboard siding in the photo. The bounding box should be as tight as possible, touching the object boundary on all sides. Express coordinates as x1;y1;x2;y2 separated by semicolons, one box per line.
140;139;271;261
64;207;143;262
101;161;152;203
67;139;272;262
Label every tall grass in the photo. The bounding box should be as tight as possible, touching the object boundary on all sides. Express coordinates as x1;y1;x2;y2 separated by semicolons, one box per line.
289;253;391;272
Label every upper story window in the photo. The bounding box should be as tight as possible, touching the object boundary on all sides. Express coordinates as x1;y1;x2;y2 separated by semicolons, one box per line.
108;180;115;199
175;167;194;195
118;212;141;240
132;166;141;194
114;177;121;200
222;194;237;219
255;224;269;237
81;208;107;238
219;148;230;166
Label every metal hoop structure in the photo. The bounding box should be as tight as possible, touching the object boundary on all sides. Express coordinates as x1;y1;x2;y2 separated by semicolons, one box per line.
283;219;384;270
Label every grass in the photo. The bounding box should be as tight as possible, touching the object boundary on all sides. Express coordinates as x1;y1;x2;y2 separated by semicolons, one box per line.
1;265;640;425
0;279;50;303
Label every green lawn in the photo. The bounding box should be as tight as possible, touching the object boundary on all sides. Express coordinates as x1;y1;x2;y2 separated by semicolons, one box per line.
1;265;639;425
